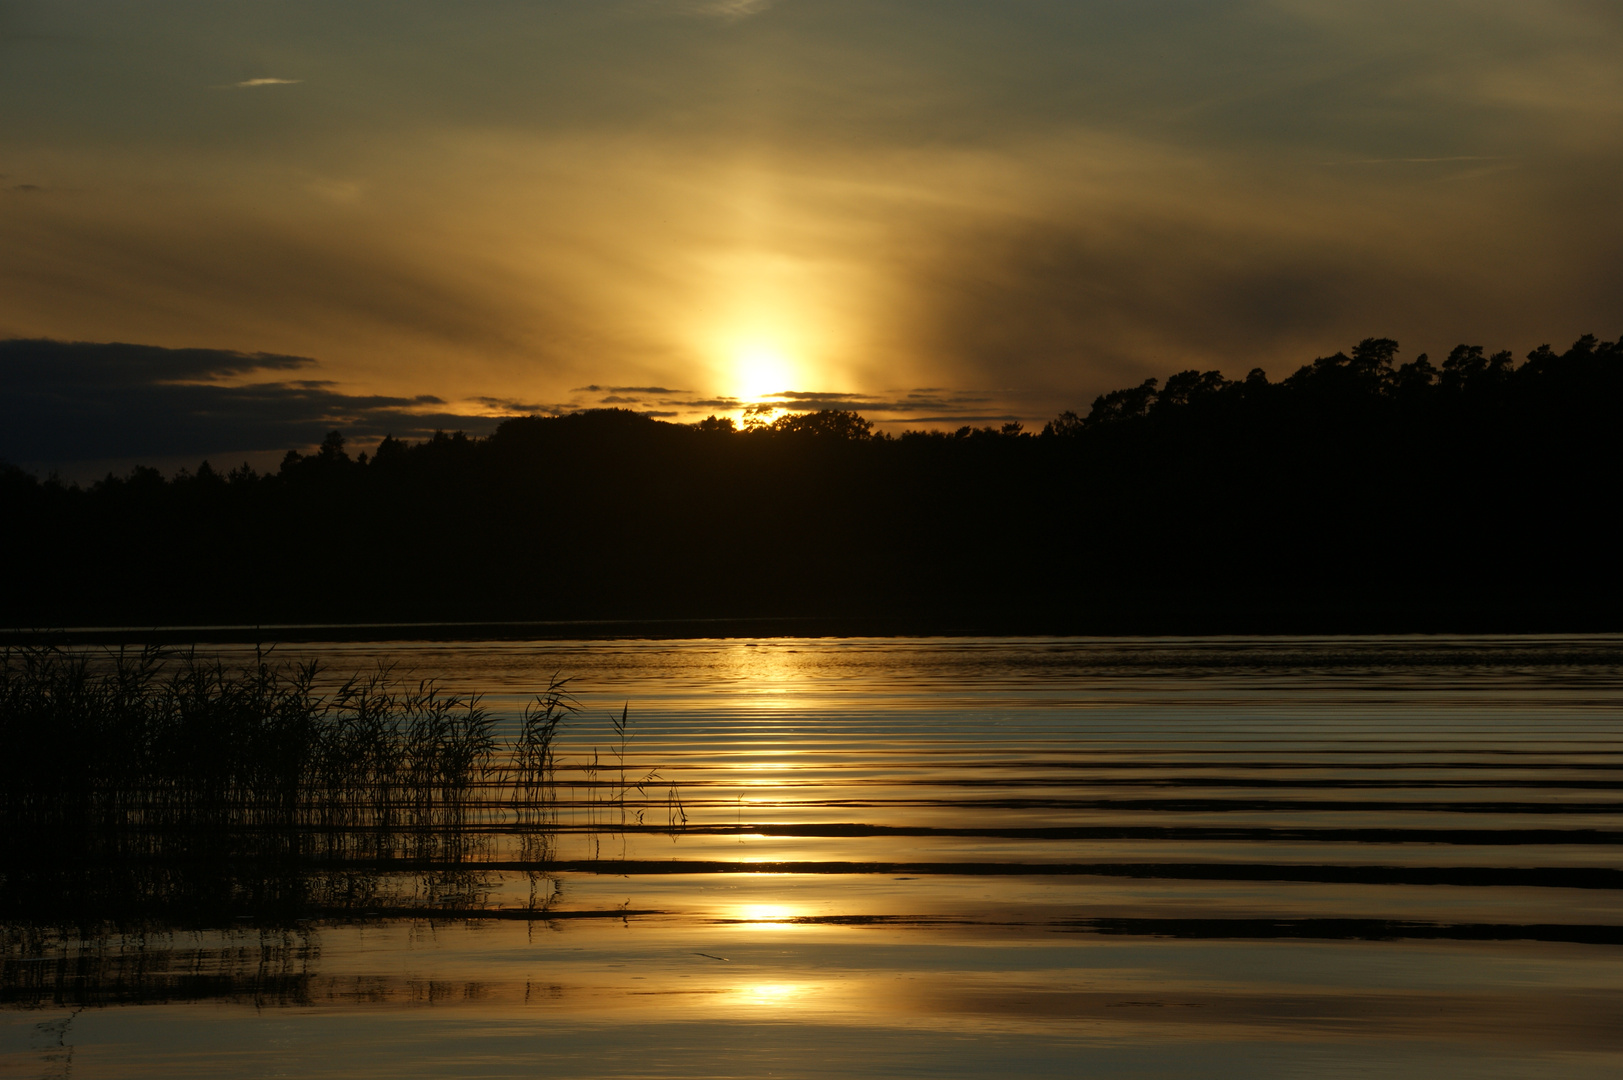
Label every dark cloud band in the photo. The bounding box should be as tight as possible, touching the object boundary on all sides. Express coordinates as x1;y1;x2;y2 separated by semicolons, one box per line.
0;339;510;465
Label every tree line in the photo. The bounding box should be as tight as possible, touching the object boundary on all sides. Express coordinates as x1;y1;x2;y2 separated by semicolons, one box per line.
4;334;1619;632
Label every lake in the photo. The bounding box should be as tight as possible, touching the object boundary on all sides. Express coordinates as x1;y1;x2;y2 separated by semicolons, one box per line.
5;634;1623;1078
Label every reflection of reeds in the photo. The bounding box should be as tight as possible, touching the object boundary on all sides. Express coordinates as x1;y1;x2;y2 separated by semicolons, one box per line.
1;923;321;1009
0;648;676;928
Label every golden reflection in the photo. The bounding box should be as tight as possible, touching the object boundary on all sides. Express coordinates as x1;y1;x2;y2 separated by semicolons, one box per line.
726;642;815;712
739;982;808;1008
724;898;818;932
735;691;799;716
734;762;796;784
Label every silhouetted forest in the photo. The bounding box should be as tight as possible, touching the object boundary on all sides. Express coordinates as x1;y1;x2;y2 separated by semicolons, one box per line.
4;334;1620;633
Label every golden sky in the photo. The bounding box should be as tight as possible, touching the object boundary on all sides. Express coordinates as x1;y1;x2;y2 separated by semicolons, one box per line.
3;1;1621;462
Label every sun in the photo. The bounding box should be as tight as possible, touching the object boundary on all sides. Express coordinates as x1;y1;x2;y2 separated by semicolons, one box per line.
733;342;794;403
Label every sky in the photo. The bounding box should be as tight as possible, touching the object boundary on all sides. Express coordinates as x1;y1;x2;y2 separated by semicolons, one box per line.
3;0;1621;471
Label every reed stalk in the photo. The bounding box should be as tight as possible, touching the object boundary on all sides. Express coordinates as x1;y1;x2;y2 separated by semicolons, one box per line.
0;647;676;871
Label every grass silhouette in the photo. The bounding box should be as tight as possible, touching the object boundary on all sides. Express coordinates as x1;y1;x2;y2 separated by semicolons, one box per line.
0;647;678;929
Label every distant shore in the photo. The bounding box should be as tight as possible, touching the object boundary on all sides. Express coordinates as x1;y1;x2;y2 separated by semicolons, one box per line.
8;333;1619;637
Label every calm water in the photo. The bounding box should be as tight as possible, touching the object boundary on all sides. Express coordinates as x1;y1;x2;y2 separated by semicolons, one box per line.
5;635;1623;1078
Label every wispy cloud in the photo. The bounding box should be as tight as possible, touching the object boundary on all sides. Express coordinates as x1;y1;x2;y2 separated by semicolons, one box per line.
472;395;573;415
231;78;302;88
696;0;774;17
1324;156;1507;166
642;0;776;21
625;385;1021;427
573;384;688;394
752;389;1008;423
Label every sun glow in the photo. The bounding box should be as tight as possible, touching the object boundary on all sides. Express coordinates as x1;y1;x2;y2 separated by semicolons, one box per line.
691;244;855;414
689;245;863;418
732;341;795;403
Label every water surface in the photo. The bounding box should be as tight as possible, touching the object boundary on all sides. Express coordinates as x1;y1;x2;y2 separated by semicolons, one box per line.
5;635;1622;1077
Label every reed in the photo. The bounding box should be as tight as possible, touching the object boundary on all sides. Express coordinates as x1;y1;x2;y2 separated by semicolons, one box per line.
0;646;639;866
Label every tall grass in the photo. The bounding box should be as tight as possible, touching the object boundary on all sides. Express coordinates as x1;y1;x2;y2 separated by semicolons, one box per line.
0;647;596;863
0;647;693;931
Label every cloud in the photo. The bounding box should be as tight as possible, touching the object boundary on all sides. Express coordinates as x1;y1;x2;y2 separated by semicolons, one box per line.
472;395;571;415
0;339;513;467
231;78;301;88
572;385;687;394
640;0;776;20
1324;156;1509;166
741;388;1011;424
678;398;743;410
623;383;1030;427
697;0;774;17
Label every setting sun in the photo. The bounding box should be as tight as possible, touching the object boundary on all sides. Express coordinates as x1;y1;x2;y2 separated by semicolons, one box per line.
732;342;795;403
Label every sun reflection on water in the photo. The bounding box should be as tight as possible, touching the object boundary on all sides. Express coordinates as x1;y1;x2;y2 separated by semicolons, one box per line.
740;982;808;1008
735;903;797;923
